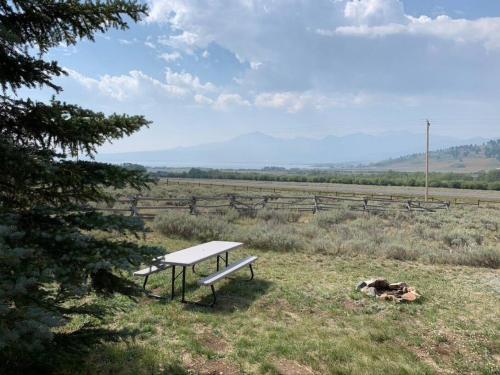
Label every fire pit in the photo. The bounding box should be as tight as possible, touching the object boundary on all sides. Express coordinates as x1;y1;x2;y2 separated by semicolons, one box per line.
356;278;420;303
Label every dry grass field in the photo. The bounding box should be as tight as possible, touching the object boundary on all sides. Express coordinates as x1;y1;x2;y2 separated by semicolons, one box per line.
49;182;499;374
162;178;500;203
373;156;500;173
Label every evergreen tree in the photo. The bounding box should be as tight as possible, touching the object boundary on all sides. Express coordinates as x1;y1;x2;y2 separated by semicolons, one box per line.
0;0;161;358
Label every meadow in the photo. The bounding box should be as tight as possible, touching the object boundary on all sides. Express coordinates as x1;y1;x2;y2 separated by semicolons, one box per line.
156;178;500;203
51;182;499;374
154;166;500;191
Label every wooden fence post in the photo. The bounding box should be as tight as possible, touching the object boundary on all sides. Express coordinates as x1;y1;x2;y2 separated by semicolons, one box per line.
129;196;139;217
313;195;319;214
406;200;412;211
189;196;197;215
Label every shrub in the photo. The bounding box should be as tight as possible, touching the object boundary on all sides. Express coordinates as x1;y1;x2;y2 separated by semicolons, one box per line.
309;237;334;255
430;247;500;269
313;209;358;229
236;224;304;251
213;207;241;223
385;244;419;261
480;219;498;232
256;209;301;224
154;211;228;241
458;247;500;268
441;229;483;247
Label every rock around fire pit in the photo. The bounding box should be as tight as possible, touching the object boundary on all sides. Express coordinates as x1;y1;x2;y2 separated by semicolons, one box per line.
356;278;421;303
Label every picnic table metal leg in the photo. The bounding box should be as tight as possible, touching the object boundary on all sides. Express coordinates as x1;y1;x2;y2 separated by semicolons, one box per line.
216;256;220;271
171;265;176;300
225;251;228;266
181;266;186;303
209;285;216;307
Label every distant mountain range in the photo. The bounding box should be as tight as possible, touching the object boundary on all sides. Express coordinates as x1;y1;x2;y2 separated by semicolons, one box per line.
97;131;489;168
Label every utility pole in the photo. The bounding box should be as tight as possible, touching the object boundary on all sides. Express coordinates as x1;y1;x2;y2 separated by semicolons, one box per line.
425;120;430;202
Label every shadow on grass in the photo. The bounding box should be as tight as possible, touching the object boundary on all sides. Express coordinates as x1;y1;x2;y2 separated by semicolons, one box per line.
4;326;190;375
182;277;273;314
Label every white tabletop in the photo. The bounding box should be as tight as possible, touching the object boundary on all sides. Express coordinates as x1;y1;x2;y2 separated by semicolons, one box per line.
159;241;243;266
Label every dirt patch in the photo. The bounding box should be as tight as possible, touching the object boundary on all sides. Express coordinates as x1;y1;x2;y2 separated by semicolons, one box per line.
182;353;240;375
435;342;452;356
343;300;365;311
196;360;240;375
198;332;228;354
432;332;459;360
274;359;314;375
412;347;445;374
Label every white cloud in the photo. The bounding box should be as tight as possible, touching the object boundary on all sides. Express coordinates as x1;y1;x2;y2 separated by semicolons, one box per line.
255;92;308;113
66;68;98;90
160;51;182;62
67;69;145;100
194;94;214;105
147;0;303;63
165;68;217;93
250;61;262;70
344;0;406;26
144;41;156;49
71;1;500;120
67;67;257;111
118;39;134;45
333;1;500;50
66;68;217;101
158;31;206;53
254;92;340;113
213;93;251;110
335;13;500;50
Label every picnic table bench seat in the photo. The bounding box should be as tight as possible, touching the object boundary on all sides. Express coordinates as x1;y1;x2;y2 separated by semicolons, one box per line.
198;256;257;306
133;260;172;297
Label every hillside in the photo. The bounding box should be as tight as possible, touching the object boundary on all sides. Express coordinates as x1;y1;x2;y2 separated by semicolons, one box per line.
372;139;500;172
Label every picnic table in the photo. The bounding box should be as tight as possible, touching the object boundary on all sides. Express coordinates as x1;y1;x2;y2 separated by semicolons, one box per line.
135;241;256;305
161;241;242;302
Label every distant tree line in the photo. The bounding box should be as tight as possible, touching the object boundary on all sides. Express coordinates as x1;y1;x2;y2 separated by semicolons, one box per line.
485;139;500;160
154;168;500;191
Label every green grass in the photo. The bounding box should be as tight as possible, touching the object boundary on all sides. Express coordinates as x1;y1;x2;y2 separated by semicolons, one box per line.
54;243;499;374
46;183;500;374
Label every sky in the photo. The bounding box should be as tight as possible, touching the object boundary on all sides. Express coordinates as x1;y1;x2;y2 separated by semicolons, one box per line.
27;0;500;153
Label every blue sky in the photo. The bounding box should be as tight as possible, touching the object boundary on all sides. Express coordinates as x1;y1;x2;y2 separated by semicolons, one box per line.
28;0;500;152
